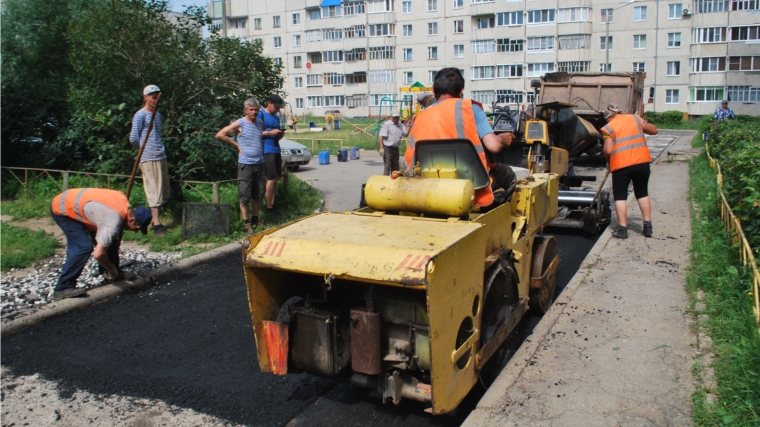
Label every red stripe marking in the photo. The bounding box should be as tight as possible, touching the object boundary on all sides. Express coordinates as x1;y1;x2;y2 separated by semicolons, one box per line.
271;242;280;257
263;241;274;256
395;254;412;270
409;255;421;270
414;255;431;271
276;241;286;257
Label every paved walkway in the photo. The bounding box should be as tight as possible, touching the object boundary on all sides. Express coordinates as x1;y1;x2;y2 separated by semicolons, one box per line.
464;132;700;426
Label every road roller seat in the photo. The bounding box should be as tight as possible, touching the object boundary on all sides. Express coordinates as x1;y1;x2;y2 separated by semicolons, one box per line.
414;139;490;190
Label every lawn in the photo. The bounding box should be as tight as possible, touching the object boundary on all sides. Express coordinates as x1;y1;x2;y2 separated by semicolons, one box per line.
0;223;61;271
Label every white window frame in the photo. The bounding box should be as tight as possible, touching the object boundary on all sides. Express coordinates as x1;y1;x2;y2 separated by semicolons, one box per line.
295;98;304;109
345;48;366;62
367;0;393;14
731;0;760;10
497;89;524;104
695;0;728;13
471;90;495;105
307;74;323;87
273;15;281;27
428;22;438;35
693;27;727;43
668;32;682;47
404;71;414;83
254;17;262;30
601;9;613;24
294;56;303;68
292;13;301;25
369;46;394;60
369;23;394;37
728;56;760;71
558;34;591;50
453;0;464;8
306;30;323;43
273;36;282;48
665;89;680;104
324;73;345;85
497;11;523;26
729;26;760;42
471;39;497;54
632;62;646;72
345;25;366;39
324;95;345;107
667;61;681;76
668;3;683;19
322;50;344;63
307;96;324;108
727;85;760;102
601;36;613;51
633;6;648;21
322;5;344;18
403;48;413;61
294;77;303;88
557;61;590;72
690;57;726;73
471;65;496;80
496;64;524;78
428;70;438;83
527;9;556;24
454;44;465;58
427;0;438;11
293;34;301;46
689;86;725;102
428;46;438;59
558;7;590;23
402;0;412;13
370;93;393;106
527;36;555;51
527;62;555;77
369;70;395;83
403;25;412;37
454;20;464;33
633;34;647;49
477;16;496;29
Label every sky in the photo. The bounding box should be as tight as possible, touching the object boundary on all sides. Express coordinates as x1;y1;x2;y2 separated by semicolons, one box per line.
170;0;208;13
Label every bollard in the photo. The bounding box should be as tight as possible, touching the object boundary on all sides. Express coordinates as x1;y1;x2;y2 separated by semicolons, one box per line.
212;182;220;203
62;172;69;191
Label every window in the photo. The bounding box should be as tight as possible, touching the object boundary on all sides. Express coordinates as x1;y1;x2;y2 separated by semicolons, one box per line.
557;61;590;72
633;34;647;49
273;57;282;66
667;61;681;75
274;37;282;48
292;13;301;25
634;6;648;21
347;94;368;107
497;89;523;103
295;98;304;109
665;89;680;103
346;25;366;38
527;62;554;77
322;5;343;17
428;0;438;11
693;27;727;43
293;35;301;46
496;64;523;77
453;0;464;8
732;0;760;10
558;7;590;23
367;0;393;13
308;9;321;20
601;9;613;23
729;56;760;70
323;28;343;40
477;16;496;29
404;71;414;83
727;85;760;102
527;9;556;24
497;38;524;52
323;73;344;86
471;65;496;79
323;50;344;62
472;39;496;54
691;57;726;72
307;74;323;86
471;90;495;105
324;95;345;107
454;44;465;57
690;86;724;101
369;23;394;36
403;0;412;13
294;56;302;68
346;73;367;84
254;18;262;29
403;48;413;60
253;38;263;45
369;46;394;59
454;20;464;33
497;11;523;26
370;93;393;106
233;19;246;29
306;30;322;42
307;96;324;107
695;0;728;13
527;36;555;51
600;63;612;72
428;46;438;59
344;2;365;15
370;71;395;83
668;4;683;18
345;48;366;61
601;36;613;50
294;77;303;88
632;62;646;72
558;34;591;49
273;15;281;27
668;32;682;47
730;26;760;41
428;70;438;82
428;22;438;35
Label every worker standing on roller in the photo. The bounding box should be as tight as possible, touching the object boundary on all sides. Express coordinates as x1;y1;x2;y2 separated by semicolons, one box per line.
405;67;517;207
601;104;658;239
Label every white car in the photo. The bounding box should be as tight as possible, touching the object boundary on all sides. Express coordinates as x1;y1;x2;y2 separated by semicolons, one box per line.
279;138;312;171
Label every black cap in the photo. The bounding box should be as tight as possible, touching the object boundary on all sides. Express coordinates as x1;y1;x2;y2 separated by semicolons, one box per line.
268;94;284;108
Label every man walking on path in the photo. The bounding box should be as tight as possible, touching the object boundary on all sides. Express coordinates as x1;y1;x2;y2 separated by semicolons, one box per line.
602;103;658;239
215;98;266;235
378;110;408;176
713;100;736;121
50;188;153;301
259;95;286;218
130;84;169;237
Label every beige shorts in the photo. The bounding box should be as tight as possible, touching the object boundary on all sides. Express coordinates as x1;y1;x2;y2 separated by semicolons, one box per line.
140;159;170;208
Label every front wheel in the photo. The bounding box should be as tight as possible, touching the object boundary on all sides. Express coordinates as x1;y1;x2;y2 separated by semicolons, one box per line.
529;236;560;314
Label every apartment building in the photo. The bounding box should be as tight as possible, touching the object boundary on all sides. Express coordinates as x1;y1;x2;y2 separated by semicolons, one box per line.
207;0;760;117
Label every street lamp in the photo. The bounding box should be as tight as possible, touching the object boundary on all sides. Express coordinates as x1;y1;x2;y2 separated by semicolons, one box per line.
605;0;637;72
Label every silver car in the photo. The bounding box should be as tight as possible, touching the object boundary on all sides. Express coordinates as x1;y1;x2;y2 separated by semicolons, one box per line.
279;138;312;171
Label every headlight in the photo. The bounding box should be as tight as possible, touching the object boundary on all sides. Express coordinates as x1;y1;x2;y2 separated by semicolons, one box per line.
280;148;289;154
303;149;311;155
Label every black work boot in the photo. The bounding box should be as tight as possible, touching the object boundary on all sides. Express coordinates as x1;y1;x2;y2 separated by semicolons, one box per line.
52;287;88;301
642;221;653;237
612;226;628;239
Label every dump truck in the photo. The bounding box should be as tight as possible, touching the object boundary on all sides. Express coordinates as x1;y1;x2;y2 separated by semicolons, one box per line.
490;72;648;234
242;134;561;414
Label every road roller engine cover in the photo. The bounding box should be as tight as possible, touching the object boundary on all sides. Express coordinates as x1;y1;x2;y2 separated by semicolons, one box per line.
241;137;561;415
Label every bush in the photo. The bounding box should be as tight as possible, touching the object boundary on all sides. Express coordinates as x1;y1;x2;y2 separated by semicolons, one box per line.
643;111;659;124
659;110;685;126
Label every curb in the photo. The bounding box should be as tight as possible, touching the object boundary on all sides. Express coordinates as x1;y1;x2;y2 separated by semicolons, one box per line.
464;131;691;421
1;241;242;338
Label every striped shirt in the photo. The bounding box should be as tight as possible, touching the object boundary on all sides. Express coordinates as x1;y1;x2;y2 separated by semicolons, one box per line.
130;109;167;163
237;117;264;165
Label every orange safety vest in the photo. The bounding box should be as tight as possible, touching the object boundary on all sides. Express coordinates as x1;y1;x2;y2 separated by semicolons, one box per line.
51;188;130;230
601;114;652;172
405;98;494;207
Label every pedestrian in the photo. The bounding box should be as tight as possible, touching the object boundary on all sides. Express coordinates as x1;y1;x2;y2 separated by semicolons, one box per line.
129;84;169;237
215;98;266;235
417;93;434;109
50;188;153;300
259;94;286;218
713;100;736;121
601;103;659;239
378;110;409;176
405;67;518;207
326;112;335;131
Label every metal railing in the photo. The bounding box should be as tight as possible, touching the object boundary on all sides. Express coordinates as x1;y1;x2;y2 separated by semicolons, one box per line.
704;144;760;330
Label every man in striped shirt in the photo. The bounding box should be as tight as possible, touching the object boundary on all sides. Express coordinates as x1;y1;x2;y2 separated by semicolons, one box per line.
129;85;169;237
216;98;266;234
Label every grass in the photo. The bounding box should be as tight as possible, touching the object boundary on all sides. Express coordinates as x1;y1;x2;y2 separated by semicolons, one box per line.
0;223;61;271
289;117;409;154
688;151;760;427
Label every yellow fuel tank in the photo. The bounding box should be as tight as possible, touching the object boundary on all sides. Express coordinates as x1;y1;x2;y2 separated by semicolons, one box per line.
364;175;474;217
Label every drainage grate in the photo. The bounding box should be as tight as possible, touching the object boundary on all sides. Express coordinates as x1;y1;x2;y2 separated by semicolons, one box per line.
182;203;231;239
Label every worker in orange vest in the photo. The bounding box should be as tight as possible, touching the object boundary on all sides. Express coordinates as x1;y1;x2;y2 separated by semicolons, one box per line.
50;188;153;301
601;104;659;239
404;68;517;207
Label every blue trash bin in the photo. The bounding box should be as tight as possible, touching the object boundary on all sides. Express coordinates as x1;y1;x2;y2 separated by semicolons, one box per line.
334;119;341;130
349;147;360;160
319;150;330;165
338;148;348;162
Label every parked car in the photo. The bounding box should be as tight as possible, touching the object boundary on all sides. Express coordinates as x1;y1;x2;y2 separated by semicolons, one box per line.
279;138;312;171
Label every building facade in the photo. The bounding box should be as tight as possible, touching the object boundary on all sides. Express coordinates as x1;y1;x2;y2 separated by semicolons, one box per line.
208;0;760;117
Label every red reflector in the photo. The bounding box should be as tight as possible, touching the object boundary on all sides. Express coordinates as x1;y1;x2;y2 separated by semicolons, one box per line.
262;320;289;375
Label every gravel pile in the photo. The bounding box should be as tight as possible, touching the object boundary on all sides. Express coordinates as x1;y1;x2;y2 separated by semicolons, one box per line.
1;249;180;320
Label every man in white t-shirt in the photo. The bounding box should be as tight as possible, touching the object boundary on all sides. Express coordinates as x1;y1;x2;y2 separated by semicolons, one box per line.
378;110;409;176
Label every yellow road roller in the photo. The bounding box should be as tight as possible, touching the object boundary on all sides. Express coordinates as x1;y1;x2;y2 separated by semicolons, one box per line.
242;138;560;415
